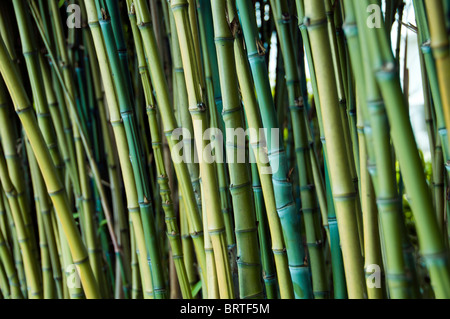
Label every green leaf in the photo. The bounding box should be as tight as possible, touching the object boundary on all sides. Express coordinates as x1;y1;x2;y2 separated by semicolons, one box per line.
191;280;202;298
59;0;65;8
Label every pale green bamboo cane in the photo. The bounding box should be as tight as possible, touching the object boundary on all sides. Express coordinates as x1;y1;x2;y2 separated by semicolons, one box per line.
30;1;129;297
0;141;42;298
303;0;366;298
196;0;236;263
0;81;35;264
3;192;27;297
133;0;208;290
424;0;450;151
229;1;294;298
128;4;192;299
356;0;450;298
170;0;234;298
28;149;54;299
96;1;166;299
237;0;313;299
179;194;199;294
0;31;101;298
0;194;22;299
26;137;64;299
83;27;132;296
82;0;155;299
272;0;328;298
203;189;220;299
211;0;263;299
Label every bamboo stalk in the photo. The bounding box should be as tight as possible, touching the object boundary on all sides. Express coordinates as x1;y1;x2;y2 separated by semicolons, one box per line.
128;3;192;299
356;0;450;299
83;0;154;299
170;0;234;299
210;0;263;299
424;0;450;152
302;0;366;299
196;0;236;268
0;195;22;299
272;0;328;299
134;0;208;291
0;33;102;298
237;0;314;299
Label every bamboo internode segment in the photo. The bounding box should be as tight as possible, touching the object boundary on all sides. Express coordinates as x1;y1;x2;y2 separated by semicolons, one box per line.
0;0;448;300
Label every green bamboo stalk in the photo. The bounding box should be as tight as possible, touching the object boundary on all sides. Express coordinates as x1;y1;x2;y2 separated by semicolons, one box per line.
323;0;364;252
179;194;198;295
411;15;442;231
130;223;142;299
48;0;86;228
358;121;385;299
272;0;328;299
343;0;416;299
169;7;203;217
4;191;27;297
128;4;192;299
83;26;132;297
80;44;122;299
295;4;329;220
27;137;64;299
0;30;101;298
249;159;278;299
324;0;358;184
231;9;292;297
196;0;236;264
97;1;166;299
170;0;234;298
197;0;225;129
424;0;450;151
0;81;35;264
134;0;208;292
413;0;450;186
237;0;314;299
0;140;42;298
302;0;366;298
28;153;54;299
0;260;9;299
106;0;135;100
186;0;205;94
203;190;220;299
0;195;22;299
82;0;155;299
295;2;347;298
210;0;263;299
356;0;450;299
0;189;10;245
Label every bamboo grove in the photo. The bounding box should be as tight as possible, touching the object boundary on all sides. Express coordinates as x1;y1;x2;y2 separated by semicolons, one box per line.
0;0;448;300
